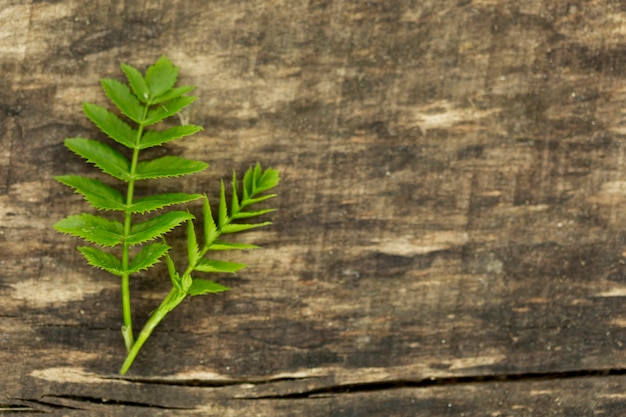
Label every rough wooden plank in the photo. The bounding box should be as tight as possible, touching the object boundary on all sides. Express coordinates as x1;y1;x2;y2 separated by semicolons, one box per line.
2;0;626;415
5;373;626;416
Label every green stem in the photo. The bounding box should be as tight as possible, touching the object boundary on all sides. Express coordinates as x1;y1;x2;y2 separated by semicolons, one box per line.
120;104;150;352
119;233;217;373
119;288;185;374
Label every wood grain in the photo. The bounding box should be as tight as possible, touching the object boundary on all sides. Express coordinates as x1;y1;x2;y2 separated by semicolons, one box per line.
1;0;626;415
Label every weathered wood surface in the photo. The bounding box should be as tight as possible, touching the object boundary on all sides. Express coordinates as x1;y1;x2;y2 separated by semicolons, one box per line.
2;0;626;415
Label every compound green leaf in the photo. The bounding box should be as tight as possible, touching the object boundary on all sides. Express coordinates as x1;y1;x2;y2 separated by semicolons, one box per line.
83;103;137;149
139;125;203;149
101;78;143;123
257;167;280;194
187;278;230;296
129;193;203;214
195;258;246;273
144;96;196;125
127;211;193;245
145;55;178;99
55;175;125;211
121;63;150;103
54;213;123;247
65;138;131;181
135;156;208;180
129;242;170;274
78;246;123;276
242;163;280;201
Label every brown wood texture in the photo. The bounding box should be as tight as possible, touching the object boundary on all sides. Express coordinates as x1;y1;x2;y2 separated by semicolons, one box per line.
2;0;626;415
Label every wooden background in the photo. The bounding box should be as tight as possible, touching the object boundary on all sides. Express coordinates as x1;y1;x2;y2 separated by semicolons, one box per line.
1;0;626;415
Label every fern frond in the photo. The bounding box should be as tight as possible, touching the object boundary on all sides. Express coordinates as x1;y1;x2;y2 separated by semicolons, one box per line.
54;55;280;376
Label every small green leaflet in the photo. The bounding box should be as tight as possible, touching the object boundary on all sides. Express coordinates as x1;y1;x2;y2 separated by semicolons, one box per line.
244;163;279;197
54;213;123;247
65;138;130;181
100;78;143;123
126;211;194;245
121;63;150;103
139;125;203;149
220;222;271;234
129;242;170;273
144;96;197;125
187;278;230;296
129;193;203;214
149;86;195;105
78;246;123;276
203;196;219;247
55;175;126;211
208;240;259;250
83;103;137;149
187;220;200;266
135;156;208;180
145;55;179;99
194;258;247;274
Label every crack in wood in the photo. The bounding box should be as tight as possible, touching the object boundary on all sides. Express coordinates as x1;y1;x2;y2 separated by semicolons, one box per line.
240;368;626;399
114;375;317;387
37;395;194;410
0;403;42;413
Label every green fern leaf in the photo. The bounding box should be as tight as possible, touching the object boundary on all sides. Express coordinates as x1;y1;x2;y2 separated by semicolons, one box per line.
129;193;203;214
231;208;276;220
55;175;125;211
135;156;208;180
65;138;130;181
230;172;241;216
242;163;280;201
187;278;230;296
78;246;124;276
83;103;137;149
256;167;281;194
241;194;278;207
129;242;170;273
195;259;247;273
220;222;271;234
218;180;228;229
144;96;197;125
208;240;259;250
127;211;194;245
145;55;178;99
121;63;150;103
164;250;182;291
54;213;123;246
186;220;200;266
203;196;218;247
149;85;195;105
139;125;203;149
101;78;143;123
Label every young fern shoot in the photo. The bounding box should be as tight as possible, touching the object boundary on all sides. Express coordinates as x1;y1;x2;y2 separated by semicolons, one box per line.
54;56;279;374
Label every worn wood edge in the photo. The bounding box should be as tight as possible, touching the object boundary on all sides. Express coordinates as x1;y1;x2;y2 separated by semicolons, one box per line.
3;374;625;416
